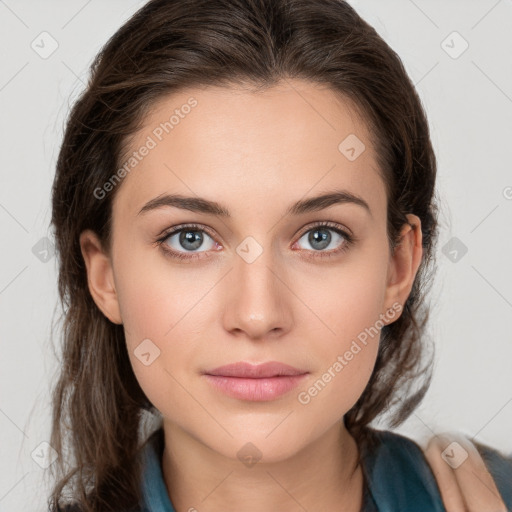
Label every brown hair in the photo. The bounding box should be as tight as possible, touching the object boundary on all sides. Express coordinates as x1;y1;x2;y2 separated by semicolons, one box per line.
48;0;439;510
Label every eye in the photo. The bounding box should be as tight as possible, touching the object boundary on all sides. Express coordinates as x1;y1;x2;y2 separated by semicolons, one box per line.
156;223;220;261
293;221;354;259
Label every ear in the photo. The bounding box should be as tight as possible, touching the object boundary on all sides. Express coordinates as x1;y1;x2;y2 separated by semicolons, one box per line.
79;229;123;325
383;214;423;320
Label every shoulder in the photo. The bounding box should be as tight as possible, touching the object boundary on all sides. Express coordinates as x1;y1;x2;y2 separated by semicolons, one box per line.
361;428;446;510
361;428;512;511
463;437;512;507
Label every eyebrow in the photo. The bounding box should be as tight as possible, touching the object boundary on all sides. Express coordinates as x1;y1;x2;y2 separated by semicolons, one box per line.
137;189;372;218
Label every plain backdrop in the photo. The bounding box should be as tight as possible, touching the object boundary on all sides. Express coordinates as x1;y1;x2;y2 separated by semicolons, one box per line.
1;0;511;510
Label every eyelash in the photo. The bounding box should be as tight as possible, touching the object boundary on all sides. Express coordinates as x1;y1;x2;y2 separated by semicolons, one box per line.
155;221;356;262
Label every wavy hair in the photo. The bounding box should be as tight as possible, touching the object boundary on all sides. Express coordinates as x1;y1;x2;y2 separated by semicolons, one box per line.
48;0;439;509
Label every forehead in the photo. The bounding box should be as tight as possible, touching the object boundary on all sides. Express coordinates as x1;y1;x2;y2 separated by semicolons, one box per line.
112;79;386;221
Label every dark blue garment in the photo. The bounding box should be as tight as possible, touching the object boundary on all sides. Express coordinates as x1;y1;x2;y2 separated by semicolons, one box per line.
138;427;512;511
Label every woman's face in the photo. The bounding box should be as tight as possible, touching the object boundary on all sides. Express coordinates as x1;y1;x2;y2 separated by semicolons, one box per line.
82;79;420;462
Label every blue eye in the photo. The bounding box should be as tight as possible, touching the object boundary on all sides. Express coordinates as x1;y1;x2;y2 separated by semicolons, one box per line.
157;223;218;261
292;221;354;260
156;221;355;262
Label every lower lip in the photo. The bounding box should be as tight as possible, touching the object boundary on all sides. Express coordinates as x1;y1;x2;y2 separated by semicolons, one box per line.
204;374;309;401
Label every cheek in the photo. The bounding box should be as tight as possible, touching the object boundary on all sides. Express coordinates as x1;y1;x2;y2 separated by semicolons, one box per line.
118;270;200;422
114;244;208;342
297;255;388;411
295;311;382;429
307;248;388;345
113;250;217;409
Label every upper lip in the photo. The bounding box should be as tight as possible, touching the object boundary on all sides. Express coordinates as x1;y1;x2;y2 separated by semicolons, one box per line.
204;361;308;378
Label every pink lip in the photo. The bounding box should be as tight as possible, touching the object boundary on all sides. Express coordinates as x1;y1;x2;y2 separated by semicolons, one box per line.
203;361;309;401
205;361;307;378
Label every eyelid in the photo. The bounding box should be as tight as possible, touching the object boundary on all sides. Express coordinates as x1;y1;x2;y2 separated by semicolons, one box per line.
156;222;216;240
295;220;353;239
157;221;353;245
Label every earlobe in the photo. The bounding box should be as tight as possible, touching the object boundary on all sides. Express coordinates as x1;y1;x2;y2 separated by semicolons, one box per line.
79;229;123;325
383;214;423;318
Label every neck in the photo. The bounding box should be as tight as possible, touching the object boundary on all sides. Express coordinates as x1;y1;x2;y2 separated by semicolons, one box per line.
161;419;364;512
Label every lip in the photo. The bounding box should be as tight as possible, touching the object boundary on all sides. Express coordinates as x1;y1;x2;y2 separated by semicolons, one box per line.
204;361;307;378
203;362;309;401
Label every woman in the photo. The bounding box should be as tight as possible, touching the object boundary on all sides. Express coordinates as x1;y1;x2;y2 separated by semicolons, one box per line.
48;0;511;510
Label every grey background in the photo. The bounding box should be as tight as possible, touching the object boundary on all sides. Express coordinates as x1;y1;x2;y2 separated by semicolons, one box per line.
1;0;511;510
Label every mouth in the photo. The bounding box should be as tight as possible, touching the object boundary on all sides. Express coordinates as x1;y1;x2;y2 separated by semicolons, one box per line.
203;361;309;401
204;361;308;378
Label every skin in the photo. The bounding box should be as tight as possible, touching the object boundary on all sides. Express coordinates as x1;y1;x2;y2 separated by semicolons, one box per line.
422;433;507;511
79;79;506;511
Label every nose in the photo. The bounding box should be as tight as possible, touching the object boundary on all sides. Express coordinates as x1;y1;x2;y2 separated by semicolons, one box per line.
221;246;293;341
